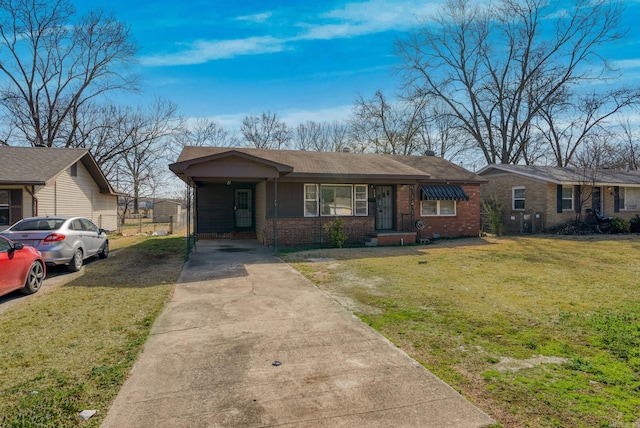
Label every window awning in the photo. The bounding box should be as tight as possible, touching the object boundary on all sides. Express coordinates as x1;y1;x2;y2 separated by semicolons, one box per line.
420;185;469;201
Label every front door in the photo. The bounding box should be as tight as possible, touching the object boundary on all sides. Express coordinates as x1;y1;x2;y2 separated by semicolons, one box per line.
234;189;252;228
375;185;394;230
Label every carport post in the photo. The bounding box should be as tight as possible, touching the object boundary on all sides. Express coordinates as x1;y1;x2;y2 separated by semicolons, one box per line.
273;178;278;253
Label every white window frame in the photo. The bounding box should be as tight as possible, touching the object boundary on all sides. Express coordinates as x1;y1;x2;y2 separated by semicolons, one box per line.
622;187;640;211
304;184;369;217
304;184;318;217
420;200;457;216
512;186;525;210
354;184;368;216
562;186;574;211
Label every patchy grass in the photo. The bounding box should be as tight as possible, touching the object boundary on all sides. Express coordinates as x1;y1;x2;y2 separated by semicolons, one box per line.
0;234;185;427
283;236;640;428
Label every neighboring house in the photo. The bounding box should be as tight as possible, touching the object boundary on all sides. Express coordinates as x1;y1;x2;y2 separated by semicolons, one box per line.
153;199;183;223
478;164;640;234
0;146;119;231
169;147;486;247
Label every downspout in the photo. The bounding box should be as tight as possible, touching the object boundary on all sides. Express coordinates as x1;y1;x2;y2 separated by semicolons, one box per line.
273;178;278;252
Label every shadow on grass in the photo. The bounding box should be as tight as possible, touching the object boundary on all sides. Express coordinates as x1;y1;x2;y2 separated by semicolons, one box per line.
63;235;187;289
279;236;499;262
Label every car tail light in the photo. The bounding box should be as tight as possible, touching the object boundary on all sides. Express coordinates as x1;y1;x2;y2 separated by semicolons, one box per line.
44;233;66;242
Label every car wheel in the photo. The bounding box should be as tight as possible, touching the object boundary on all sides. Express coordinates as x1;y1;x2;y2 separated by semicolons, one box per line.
21;261;45;295
98;241;109;259
68;249;83;272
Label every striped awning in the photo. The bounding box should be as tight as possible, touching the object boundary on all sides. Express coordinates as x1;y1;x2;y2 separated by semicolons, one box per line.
420;185;469;201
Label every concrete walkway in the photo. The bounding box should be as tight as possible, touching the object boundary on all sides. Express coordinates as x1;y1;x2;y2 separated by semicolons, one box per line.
101;240;494;428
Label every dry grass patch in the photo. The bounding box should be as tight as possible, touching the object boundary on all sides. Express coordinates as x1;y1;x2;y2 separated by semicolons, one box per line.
0;234;186;427
284;236;640;428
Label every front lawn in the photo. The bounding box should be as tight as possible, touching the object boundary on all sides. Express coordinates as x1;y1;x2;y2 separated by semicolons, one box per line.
283;236;640;427
0;235;185;427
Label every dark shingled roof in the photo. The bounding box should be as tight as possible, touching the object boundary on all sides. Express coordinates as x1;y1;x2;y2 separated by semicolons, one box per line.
478;164;640;186
0;146;116;194
171;147;486;183
388;154;486;183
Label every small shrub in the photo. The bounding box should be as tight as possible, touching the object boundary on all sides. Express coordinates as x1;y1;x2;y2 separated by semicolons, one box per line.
630;215;640;233
610;217;630;234
481;196;503;236
324;217;346;248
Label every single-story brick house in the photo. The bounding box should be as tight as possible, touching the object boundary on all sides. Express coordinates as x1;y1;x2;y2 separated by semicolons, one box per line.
0;146;119;231
478;164;640;234
169;147;486;247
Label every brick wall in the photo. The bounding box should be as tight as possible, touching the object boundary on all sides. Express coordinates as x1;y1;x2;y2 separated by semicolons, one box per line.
415;184;483;239
263;216;375;247
479;173;631;233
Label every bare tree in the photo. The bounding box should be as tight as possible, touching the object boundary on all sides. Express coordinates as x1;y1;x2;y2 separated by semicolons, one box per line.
396;0;637;165
240;111;291;149
415;101;475;160
72;103;135;175
112;99;182;215
608;118;640;170
537;89;640;166
173;118;238;149
294;121;324;151
293;120;350;152
325;121;351;152
0;0;138;148
350;90;427;155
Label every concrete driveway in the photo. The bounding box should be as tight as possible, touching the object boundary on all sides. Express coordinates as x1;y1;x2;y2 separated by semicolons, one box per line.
101;240;494;427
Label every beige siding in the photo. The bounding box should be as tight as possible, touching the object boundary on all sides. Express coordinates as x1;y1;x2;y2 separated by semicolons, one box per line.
34;162;118;231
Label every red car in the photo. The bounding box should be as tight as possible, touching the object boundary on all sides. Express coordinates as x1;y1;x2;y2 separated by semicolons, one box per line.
0;235;46;297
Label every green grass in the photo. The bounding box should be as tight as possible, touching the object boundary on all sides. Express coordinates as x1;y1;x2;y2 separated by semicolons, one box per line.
284;236;640;427
0;235;185;427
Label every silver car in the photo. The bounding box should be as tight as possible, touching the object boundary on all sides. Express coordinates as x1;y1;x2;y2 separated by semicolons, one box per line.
0;217;108;272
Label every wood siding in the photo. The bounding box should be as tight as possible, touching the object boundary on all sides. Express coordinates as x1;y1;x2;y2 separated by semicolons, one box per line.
33;162;118;230
266;182;303;218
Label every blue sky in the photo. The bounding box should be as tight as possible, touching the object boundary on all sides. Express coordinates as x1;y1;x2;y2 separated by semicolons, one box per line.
77;0;640;132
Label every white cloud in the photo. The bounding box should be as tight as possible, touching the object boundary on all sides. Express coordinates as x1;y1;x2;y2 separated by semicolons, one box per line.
141;0;443;67
140;36;288;66
236;12;273;23
298;0;441;41
613;59;640;70
201;104;354;132
280;104;354;127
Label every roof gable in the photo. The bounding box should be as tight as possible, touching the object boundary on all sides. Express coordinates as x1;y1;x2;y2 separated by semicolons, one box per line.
0;146;116;194
171;147;485;183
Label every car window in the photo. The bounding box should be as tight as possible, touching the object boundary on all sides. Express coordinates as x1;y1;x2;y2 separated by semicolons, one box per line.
0;238;10;252
70;219;85;231
12;219;61;231
81;219;98;232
